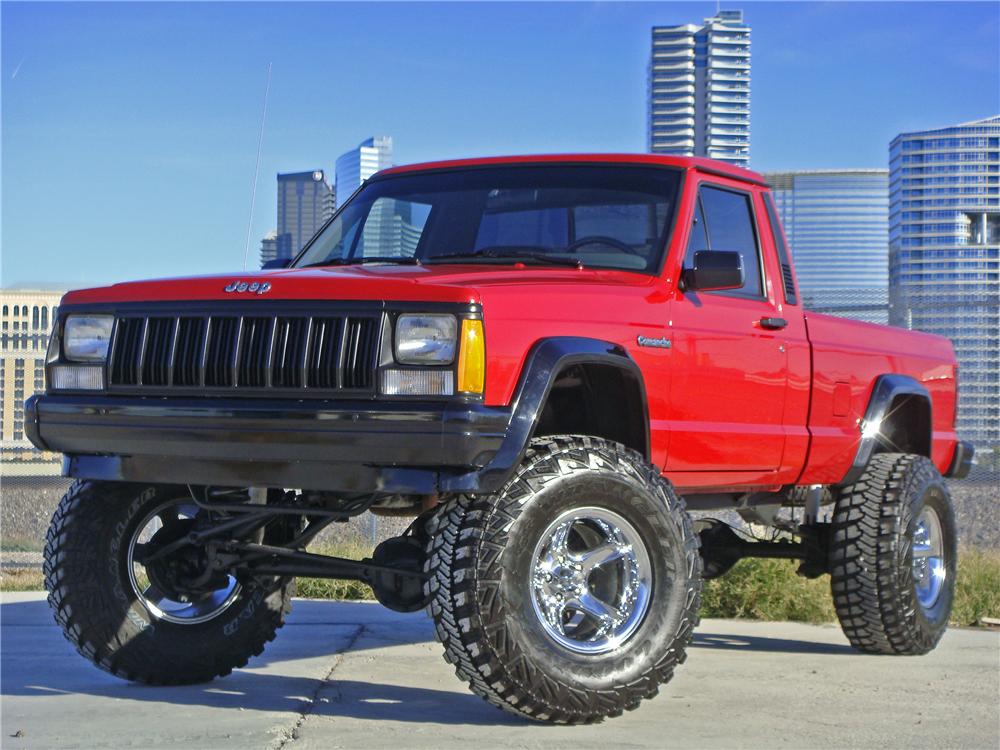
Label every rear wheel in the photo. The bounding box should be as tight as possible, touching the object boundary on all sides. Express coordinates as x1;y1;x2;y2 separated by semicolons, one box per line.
424;436;702;723
829;453;956;655
44;481;294;684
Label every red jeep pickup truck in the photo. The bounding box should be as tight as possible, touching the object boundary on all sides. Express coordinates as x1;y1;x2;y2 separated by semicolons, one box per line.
27;154;973;723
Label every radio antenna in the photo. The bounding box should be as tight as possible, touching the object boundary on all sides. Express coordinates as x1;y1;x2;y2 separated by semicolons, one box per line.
242;61;272;271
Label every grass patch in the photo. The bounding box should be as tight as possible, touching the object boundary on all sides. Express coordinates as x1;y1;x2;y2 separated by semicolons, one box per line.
0;535;44;553
699;546;1000;626
952;547;1000;626
295;540;375;601
1;568;45;592
295;577;374;601
700;558;836;624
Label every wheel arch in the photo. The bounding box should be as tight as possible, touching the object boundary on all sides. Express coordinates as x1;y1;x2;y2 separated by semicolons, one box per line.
444;337;650;493
838;374;932;486
532;359;649;458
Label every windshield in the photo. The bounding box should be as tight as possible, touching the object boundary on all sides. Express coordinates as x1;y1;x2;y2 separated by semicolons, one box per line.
292;165;681;273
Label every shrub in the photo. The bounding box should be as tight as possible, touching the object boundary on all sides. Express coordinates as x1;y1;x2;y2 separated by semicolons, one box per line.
700;558;836;624
952;546;1000;626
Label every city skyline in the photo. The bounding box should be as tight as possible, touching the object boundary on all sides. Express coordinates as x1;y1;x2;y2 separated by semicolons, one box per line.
3;2;998;288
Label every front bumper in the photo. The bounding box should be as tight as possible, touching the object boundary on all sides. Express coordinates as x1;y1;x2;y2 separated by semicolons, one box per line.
25;394;512;494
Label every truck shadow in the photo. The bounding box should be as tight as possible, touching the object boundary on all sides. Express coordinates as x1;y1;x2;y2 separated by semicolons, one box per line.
2;597;853;727
1;597;522;726
8;673;523;726
693;633;856;655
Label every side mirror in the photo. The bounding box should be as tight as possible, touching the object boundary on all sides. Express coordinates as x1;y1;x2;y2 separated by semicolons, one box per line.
682;251;744;292
261;258;291;270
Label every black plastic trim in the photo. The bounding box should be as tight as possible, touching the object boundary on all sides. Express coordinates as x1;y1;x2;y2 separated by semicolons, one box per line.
441;336;649;493
838;374;932;486
26;393;509;492
945;440;974;479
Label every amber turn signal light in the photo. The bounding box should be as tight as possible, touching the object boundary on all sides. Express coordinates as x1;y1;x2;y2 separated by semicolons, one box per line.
457;319;485;394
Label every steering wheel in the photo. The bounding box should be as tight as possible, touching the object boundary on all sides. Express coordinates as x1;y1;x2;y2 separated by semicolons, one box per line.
567;235;641;256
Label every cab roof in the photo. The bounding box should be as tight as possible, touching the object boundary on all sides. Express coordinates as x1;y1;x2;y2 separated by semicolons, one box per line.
376;153;768;187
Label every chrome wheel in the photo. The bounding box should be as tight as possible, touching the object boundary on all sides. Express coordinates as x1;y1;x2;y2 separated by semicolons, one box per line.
127;501;241;625
529;507;652;654
912;505;946;611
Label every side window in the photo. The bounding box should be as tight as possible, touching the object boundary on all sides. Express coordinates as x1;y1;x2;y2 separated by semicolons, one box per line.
763;193;798;304
683;185;763;298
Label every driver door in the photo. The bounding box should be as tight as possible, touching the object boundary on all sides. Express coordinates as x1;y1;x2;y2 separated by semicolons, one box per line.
665;182;790;474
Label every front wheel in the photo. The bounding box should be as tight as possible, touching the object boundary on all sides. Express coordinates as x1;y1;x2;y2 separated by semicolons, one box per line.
829;453;957;655
423;436;702;723
44;481;294;684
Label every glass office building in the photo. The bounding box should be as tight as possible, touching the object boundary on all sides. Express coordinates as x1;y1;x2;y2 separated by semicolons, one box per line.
648;10;751;167
273;170;335;263
334;136;419;258
766;170;889;324
335;136;393;206
258;230;279;268
889;116;1000;454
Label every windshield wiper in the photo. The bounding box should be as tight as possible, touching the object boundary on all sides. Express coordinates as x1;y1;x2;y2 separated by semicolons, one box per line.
298;258;359;269
298;256;421;269
425;248;583;268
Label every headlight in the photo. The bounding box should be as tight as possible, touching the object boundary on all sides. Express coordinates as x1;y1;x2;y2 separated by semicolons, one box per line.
395;314;457;364
63;315;114;362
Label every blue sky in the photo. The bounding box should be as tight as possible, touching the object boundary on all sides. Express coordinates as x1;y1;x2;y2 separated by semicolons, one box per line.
2;1;998;288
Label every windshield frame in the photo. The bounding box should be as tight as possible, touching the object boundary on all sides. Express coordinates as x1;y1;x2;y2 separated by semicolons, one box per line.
289;162;685;276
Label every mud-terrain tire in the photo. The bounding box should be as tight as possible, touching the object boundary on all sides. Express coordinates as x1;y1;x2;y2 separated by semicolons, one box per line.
423;436;702;723
43;480;293;684
829;453;956;655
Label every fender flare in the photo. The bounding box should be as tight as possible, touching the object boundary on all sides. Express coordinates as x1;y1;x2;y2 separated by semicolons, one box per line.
838;373;931;486
441;337;649;493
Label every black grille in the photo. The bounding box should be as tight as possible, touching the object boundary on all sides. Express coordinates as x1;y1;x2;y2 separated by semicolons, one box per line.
108;312;380;395
110;318;144;386
141;317;176;386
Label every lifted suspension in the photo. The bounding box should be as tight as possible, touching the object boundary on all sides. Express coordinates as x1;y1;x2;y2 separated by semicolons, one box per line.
698;520;832;580
138;486;433;612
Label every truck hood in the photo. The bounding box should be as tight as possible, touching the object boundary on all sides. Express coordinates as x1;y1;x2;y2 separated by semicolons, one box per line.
60;264;655;307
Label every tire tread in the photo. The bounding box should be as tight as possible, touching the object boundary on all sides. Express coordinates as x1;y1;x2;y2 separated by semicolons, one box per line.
829;453;951;655
43;480;293;685
423;436;702;723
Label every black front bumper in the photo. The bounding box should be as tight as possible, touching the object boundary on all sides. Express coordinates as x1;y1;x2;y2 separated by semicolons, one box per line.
25;336;645;496
25;394;513;494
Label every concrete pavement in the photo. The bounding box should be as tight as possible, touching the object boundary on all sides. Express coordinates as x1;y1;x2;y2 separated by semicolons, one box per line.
2;591;997;749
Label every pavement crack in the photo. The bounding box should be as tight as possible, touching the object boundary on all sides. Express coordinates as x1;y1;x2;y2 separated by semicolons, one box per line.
271;623;365;749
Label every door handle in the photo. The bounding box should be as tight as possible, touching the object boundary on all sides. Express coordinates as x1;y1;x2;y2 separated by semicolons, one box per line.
758;317;788;330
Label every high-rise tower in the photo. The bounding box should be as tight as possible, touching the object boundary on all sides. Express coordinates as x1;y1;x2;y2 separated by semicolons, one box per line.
648;10;750;167
889;116;1000;454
